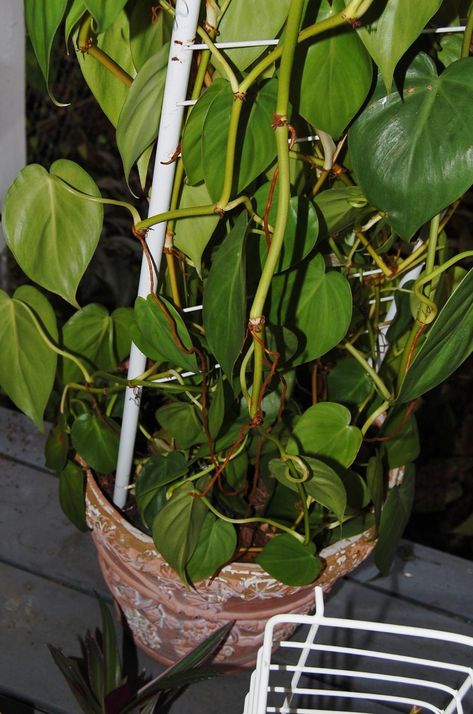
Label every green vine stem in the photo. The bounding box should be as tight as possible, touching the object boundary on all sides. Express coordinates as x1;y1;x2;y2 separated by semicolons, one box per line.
342;341;393;402
77;15;133;87
416;213;440;324
413;248;473;324
361;399;390;436
196;25;239;92
462;0;473;57
58;178;142;225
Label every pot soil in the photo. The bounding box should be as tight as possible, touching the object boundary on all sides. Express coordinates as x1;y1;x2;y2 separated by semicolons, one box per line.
85;472;375;669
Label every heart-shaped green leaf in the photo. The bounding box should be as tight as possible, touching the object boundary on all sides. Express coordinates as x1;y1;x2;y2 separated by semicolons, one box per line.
187;514;237;582
0;286;58;430
135;452;189;528
203;214;248;379
117;45;168;180
70;413;120;473
83;0;128;33
287;402;362;468
349;54;473;239
59;461;88;532
383;408;420;469
24;0;68;98
303;457;347;522
173;182;220;276
256;534;322;586
398;268;473;402
375;463;415;575
3;160;103;307
45;415;70;472
357;0;442;90
268;253;352;365
156;402;207;449
327;356;372;404
129;1;173;70
132;295;198;372
298;0;372;137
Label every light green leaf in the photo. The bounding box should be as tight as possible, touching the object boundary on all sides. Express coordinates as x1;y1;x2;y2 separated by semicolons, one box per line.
187;514;237;582
375;463;415;575
65;0;87;47
117;45;168;180
314;185;370;236
0;286;57;431
3;160;103;307
59;461;88;532
156;402;206;449
173;182;220;276
152;482;208;582
299;0;372;137
203;214;248;379
83;0;128;33
132;295;198;372
287;402;362;468
438;34;463;67
76;11;134;126
71;413;120;473
398;268;473;402
256;534;322;586
356;0;443;90
268;253;352;365
349;54;473;239
129;2;173;70
24;0;68;98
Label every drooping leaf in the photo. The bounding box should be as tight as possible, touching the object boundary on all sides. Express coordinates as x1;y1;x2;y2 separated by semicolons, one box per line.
187;514;237;582
327;356;372;404
132;295;198;372
383;409;420;469
24;0;68;98
59;461;88;532
156;402;206;449
97;597;122;695
117;45;168;180
253;183;319;272
135;452;189;527
84;632;105;705
313;185;370;236
0;286;57;430
152;482;208;583
256;534;322;586
70;413;120;473
356;0;443;90
397;269;473;402
287;402;362;468
173;182;220;275
45;415;70;472
298;0;372;137
366;451;384;529
129;1;173;70
349;54;473;240
375;463;415;575
268;253;352;365
3;160;103;307
83;0;128;33
65;0;87;47
48;644;100;714
203;214;248;379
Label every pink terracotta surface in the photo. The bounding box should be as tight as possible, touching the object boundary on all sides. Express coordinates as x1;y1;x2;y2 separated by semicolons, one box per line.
85;472;375;668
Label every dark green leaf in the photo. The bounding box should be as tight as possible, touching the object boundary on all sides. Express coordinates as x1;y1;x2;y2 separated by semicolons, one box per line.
386;281;415;343
70;413;120;473
203;214;248;379
398;269;473;402
156;402;206;449
24;0;68;97
313;185;370;236
349;55;473;239
287;403;362;468
366;452;384;529
268;254;352;366
256;534;322;586
59;461;88;532
45;415;70;472
0;286;57;430
85;632;105;705
208;374;226;439
327;356;372;404
187;514;237;582
129;1;173;70
375;464;415;575
136;452;189;527
299;0;372;137
303;457;347;522
384;409;420;469
48;644;101;714
83;0;128;33
3;160;103;306
97;597;122;695
173;183;220;275
132;295;198;372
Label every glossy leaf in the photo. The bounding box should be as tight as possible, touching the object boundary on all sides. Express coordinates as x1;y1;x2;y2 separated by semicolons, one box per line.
349;54;473;239
152;482;208;582
287;403;362;468
59;461;88;532
187;514;237;582
398;268;473;402
76;12;134;126
314;185;370;236
3;160;103;307
132;295;198;372
357;0;442;90
135;452;188;528
299;0;372;137
65;0;87;47
438;34;463;67
268;253;352;365
217;0;291;71
173;182;220;275
83;0;128;33
156;402;206;449
24;0;68;96
327;356;372;404
45;415;70;472
375;464;415;575
129;2;173;70
117;46;168;180
203;215;248;379
256;534;322;586
71;413;120;473
0;286;57;430
203;80;278;201
254;183;319;272
62;304;131;383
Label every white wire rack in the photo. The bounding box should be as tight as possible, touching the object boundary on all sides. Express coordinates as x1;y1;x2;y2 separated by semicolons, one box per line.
243;588;473;714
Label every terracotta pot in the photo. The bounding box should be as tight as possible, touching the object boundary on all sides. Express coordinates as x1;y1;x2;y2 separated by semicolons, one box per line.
85;472;375;669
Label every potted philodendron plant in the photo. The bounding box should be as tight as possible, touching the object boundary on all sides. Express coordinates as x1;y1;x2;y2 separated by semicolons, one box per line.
2;0;473;665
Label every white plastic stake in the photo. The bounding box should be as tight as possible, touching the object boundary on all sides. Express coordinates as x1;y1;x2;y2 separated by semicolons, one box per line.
113;0;202;508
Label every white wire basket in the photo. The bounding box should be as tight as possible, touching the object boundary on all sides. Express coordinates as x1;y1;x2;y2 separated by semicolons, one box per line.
242;587;473;714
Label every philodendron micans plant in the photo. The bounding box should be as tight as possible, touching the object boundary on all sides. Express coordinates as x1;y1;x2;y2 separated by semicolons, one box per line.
1;0;473;586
